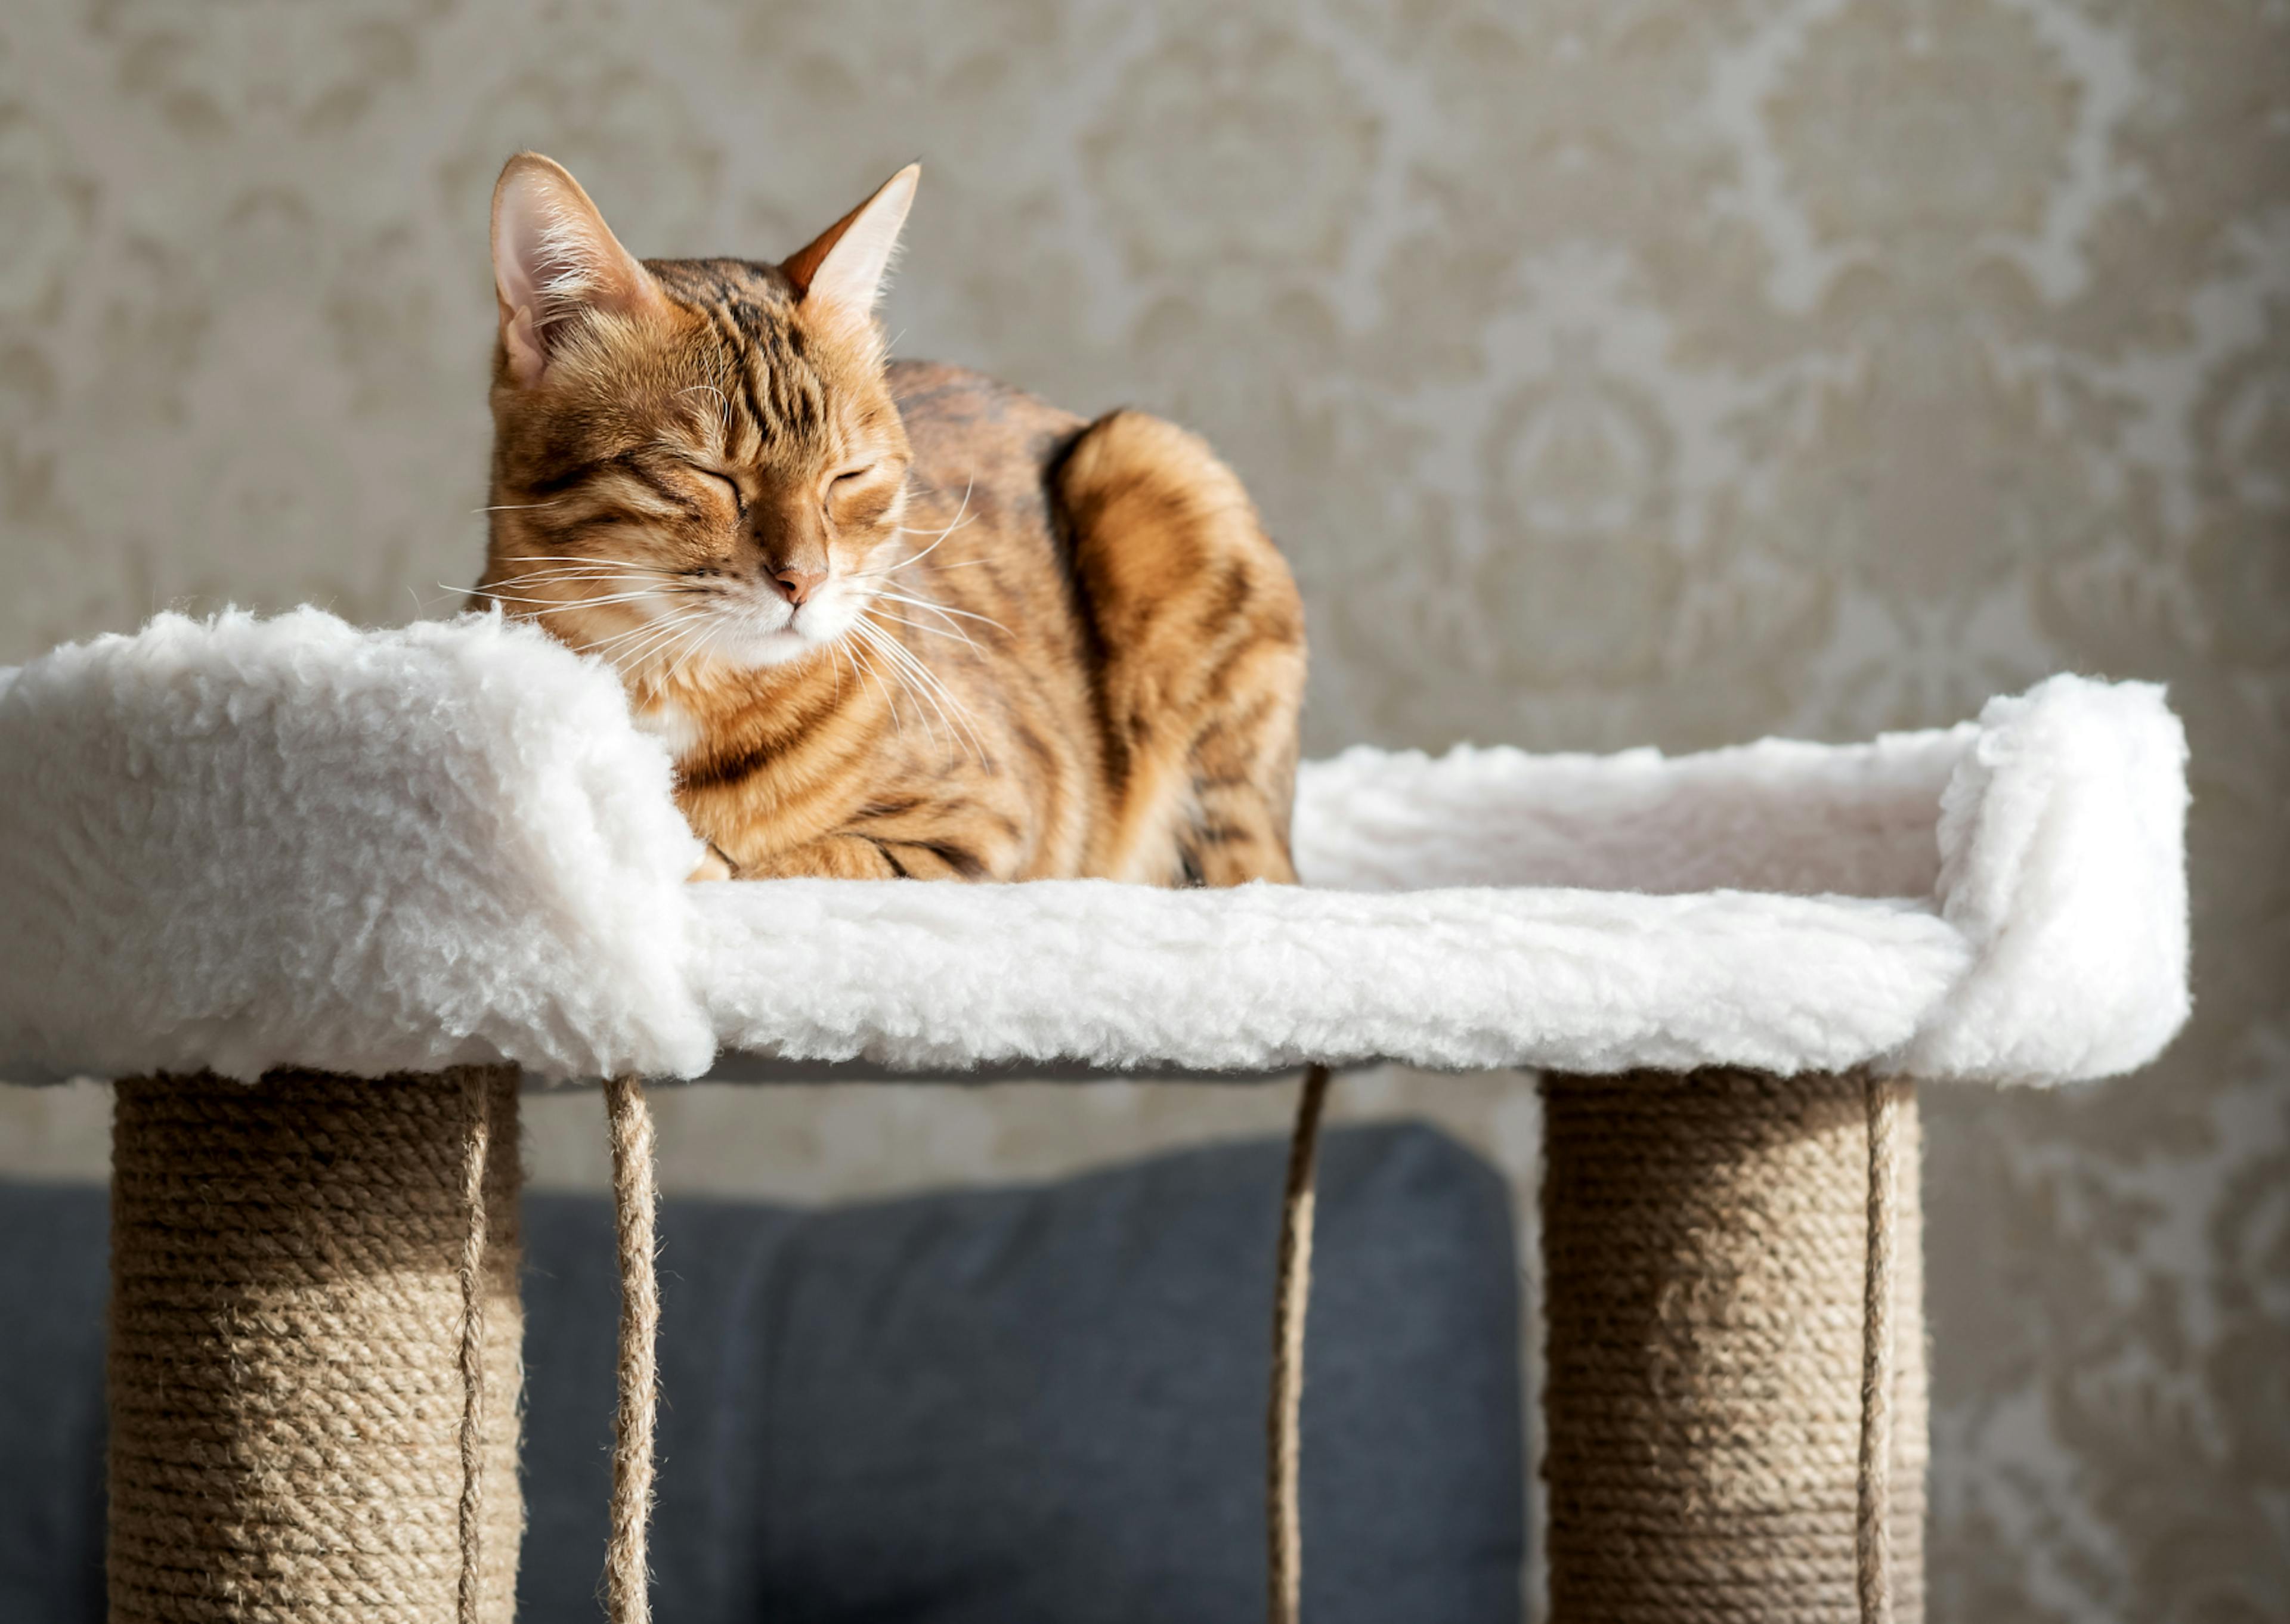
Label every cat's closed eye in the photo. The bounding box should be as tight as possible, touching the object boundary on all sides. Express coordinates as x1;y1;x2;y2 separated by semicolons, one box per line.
687;466;742;506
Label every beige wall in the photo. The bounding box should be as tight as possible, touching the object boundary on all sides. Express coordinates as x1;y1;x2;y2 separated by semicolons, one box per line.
2;2;2285;1617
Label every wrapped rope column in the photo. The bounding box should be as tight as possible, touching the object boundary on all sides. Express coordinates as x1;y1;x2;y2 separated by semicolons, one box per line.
1540;1068;1927;1624
107;1068;525;1624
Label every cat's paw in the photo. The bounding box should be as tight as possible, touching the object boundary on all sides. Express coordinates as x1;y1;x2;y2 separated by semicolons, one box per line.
687;844;737;882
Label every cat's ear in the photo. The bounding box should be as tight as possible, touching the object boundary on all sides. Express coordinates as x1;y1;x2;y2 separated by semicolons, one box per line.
490;153;661;387
781;163;920;323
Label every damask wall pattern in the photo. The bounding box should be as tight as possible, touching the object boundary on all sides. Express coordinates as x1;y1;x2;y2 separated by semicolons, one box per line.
1;2;2285;1618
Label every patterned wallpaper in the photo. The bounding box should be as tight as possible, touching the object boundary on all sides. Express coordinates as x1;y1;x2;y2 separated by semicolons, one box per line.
1;1;2285;1617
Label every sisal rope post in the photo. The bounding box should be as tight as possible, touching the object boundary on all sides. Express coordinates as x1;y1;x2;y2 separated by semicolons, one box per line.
1539;1068;1927;1624
107;1067;525;1624
604;1075;663;1624
1266;1062;1333;1624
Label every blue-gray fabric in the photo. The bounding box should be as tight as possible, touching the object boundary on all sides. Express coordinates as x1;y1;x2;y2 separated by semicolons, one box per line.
0;1178;110;1623
0;1121;1523;1624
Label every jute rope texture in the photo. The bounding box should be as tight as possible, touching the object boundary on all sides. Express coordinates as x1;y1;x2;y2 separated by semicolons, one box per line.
603;1075;663;1624
107;1068;524;1624
1539;1068;1927;1624
108;1060;1912;1623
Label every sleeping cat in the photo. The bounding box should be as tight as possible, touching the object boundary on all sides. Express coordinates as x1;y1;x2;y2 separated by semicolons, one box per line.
476;153;1305;886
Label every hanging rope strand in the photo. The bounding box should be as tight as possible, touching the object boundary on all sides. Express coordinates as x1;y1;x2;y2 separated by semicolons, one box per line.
605;1075;663;1624
454;1069;494;1624
1858;1074;1902;1624
1267;1063;1333;1624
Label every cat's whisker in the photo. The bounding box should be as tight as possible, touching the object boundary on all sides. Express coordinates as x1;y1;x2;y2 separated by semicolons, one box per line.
463;587;683;610
580;611;706;665
660;613;734;687
627;607;706;667
853;616;989;765
835;640;864;707
869;610;978;652
887;515;975;542
846;540;975;582
895;493;973;535
476;566;662;585
850;483;976;579
472;501;564;514
849;533;976;582
852;536;975;579
625;621;712;683
658;617;714;679
895;658;992;767
871;626;977;721
851;619;951;751
871;589;1008;637
577;595;715;641
643;633;708;693
850;621;938;748
565;621;660;655
470;562;688;593
487;556;683;571
868;604;992;663
844;633;904;737
625;609;711;658
471;576;635;593
585;625;688;671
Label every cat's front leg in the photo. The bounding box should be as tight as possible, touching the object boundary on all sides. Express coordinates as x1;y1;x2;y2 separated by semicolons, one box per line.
720;832;911;880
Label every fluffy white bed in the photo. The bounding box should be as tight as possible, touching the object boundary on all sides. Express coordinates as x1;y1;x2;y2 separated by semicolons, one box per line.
0;608;2189;1089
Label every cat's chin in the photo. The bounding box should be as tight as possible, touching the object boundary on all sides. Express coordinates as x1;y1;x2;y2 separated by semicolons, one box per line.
715;598;865;669
728;629;819;669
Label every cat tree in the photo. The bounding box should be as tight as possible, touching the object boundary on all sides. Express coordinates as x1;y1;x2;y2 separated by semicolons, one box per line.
0;609;2188;1624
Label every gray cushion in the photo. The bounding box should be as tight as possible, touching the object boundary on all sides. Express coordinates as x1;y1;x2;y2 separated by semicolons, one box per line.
0;1181;109;1623
1;1121;1523;1624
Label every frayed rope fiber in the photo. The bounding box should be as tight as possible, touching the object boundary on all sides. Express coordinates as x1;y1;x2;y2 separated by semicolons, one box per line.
106;1068;524;1624
1539;1068;1927;1623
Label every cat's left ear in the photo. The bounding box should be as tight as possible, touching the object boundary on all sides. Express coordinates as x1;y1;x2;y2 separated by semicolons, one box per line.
782;163;920;323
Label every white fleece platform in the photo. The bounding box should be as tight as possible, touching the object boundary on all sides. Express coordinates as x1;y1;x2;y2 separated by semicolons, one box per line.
0;610;2189;1088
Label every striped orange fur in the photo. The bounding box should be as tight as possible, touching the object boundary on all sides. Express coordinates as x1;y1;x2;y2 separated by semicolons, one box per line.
478;154;1305;887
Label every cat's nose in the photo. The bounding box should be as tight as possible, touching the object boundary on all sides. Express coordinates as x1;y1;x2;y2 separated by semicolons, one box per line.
772;567;828;607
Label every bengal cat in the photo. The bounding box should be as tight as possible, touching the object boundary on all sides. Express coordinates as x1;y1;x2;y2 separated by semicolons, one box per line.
476;153;1306;887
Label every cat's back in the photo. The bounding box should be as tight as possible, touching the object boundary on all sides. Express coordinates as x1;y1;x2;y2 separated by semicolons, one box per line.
887;361;1087;541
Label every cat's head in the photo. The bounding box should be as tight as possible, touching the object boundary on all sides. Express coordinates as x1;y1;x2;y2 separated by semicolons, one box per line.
479;152;919;683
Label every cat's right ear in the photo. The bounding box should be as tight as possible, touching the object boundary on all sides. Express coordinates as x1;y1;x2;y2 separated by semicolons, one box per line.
781;163;920;328
490;153;660;387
